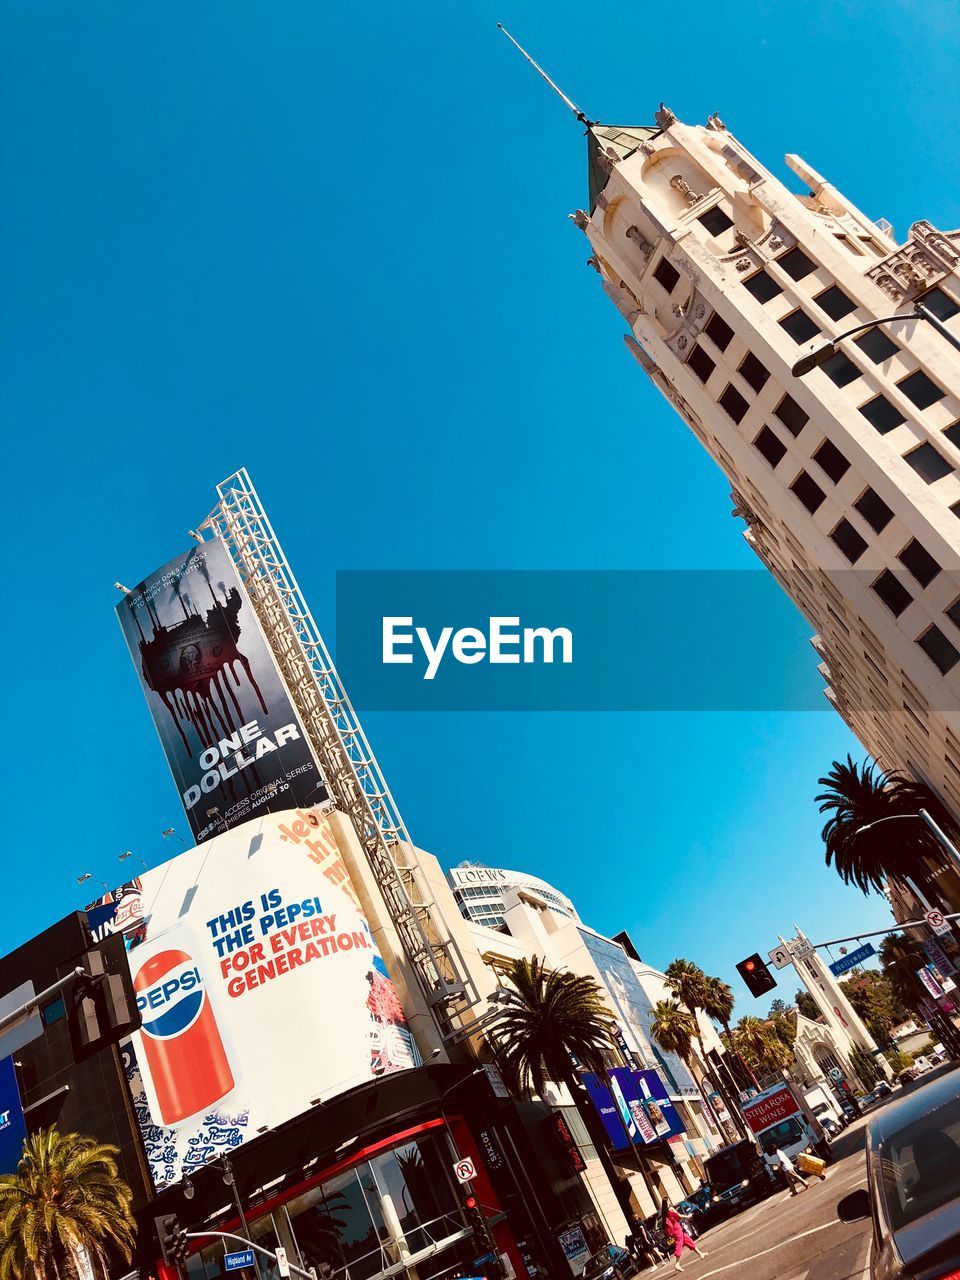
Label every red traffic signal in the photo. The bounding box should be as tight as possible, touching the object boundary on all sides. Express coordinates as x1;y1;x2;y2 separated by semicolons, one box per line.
736;953;777;998
465;1196;477;1209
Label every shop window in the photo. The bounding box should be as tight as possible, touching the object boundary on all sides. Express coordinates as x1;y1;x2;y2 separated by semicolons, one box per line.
653;258;681;293
905;442;953;484
774;393;808;437
777;247;817;281
859;394;906;434
704;311;734;351
779;310;820;344
814;285;857;321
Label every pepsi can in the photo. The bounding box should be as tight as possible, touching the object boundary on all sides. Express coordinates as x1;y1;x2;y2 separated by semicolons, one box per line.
134;946;235;1125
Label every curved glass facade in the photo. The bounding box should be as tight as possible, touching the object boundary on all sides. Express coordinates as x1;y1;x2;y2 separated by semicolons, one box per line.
185;1128;485;1280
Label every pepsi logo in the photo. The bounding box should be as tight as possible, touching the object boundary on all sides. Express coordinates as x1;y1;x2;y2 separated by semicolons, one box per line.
136;959;205;1039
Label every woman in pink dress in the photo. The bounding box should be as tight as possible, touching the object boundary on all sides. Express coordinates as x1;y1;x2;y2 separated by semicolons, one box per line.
658;1201;708;1272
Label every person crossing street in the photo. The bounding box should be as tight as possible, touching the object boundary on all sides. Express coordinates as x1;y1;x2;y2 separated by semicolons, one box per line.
658;1201;707;1273
776;1147;808;1195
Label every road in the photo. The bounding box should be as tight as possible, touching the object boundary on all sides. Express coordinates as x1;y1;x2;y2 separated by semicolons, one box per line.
647;1117;874;1280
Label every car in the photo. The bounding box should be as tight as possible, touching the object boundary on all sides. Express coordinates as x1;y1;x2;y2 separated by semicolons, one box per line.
896;1068;919;1086
840;1101;859;1123
581;1244;637;1280
678;1185;717;1231
836;1066;960;1278
874;1079;893;1097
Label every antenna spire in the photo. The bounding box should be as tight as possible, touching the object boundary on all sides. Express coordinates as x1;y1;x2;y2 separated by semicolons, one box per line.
497;24;595;127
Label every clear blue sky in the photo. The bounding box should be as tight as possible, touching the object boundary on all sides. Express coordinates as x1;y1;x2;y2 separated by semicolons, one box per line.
3;0;959;1013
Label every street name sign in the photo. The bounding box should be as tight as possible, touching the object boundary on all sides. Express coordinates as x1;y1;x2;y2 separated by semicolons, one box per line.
926;908;952;938
828;943;876;976
224;1252;256;1271
454;1156;476;1183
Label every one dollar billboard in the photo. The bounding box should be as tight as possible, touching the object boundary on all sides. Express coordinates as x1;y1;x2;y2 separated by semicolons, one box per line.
117;539;325;842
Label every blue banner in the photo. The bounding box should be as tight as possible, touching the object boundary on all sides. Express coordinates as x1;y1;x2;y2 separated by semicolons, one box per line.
828;943;876;976
583;1068;685;1150
0;1057;27;1175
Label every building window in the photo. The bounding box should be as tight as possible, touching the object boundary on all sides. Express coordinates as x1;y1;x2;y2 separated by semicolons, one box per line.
754;426;787;467
831;519;868;564
774;393;808;437
834;233;866;257
813;439;850;483
917;625;960;674
898;538;941;587
944;422;960;449
42;997;66;1026
821;352;860;387
739;352;770;393
905;442;953;483
744;271;782;304
855;487;894;532
777;247;817;280
859;394;906;434
687;345;716;383
779;309;820;344
719;384;750;424
919;287;960;322
946;597;960;633
704;311;734;351
898;369;946;410
872;570;913;617
653;257;681;293
790;470;826;514
698;206;734;236
855;329;899;363
814;285;857;321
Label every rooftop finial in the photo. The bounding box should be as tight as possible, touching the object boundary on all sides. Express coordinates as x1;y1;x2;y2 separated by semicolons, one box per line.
497;24;595;127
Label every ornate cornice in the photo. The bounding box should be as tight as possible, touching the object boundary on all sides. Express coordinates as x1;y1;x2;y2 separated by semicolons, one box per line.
867;220;960;303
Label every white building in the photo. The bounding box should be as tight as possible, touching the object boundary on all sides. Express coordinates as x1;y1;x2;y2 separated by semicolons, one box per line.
574;107;960;819
447;862;580;928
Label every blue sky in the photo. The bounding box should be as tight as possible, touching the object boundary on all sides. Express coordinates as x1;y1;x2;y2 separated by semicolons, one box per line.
3;0;959;1011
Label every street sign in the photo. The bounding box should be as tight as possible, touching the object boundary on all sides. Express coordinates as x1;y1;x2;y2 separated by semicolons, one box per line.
792;939;815;961
0;982;42;1061
276;1247;290;1279
224;1252;256;1272
926;908;952;938
829;943;876;977
483;1062;510;1099
768;945;792;970
454;1156;476;1183
828;1066;843;1083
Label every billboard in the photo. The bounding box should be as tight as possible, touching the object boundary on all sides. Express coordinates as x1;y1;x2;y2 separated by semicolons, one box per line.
582;1068;684;1151
0;1056;26;1175
116;540;326;843
87;808;419;1189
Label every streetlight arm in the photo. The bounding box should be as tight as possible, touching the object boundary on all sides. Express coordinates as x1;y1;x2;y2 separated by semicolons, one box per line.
791;304;959;377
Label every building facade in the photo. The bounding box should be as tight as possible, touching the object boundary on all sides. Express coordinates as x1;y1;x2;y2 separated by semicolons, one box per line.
447;863;580;929
575;109;960;825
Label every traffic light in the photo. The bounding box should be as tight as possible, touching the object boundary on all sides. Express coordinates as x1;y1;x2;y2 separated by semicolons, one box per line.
68;932;141;1062
155;1214;188;1267
736;953;777;998
463;1194;494;1249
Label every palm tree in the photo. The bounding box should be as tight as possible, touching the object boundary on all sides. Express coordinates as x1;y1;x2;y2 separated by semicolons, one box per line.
816;755;957;898
649;1000;696;1064
665;960;746;1135
0;1128;136;1280
702;974;760;1092
732;1017;792;1079
489;957;646;1224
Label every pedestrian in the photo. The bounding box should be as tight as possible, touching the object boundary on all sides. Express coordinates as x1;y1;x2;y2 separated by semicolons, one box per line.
658;1201;707;1273
776;1147;808;1195
627;1222;667;1270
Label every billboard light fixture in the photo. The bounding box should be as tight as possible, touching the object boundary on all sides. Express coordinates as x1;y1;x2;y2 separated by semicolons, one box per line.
114;582;131;594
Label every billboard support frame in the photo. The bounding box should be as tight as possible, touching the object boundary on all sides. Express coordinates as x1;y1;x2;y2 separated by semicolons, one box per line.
199;469;476;1034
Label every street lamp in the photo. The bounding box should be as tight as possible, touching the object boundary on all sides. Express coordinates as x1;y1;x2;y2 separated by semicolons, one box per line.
76;872;110;896
855;809;960;877
791;302;960;378
161;827;187;848
118;851;147;874
207;808;229;835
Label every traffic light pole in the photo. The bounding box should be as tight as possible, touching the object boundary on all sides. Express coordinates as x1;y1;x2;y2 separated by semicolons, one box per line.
185;1232;315;1280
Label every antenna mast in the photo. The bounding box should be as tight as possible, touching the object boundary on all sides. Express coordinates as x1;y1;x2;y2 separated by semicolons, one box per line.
497;24;595;126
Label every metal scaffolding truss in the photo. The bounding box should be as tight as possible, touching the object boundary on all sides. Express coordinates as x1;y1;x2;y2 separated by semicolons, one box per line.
201;469;476;1034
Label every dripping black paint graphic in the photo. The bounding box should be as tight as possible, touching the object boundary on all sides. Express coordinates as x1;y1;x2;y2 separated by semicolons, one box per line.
117;539;326;843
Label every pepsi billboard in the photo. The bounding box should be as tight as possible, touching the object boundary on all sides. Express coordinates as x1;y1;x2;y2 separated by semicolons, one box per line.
116;540;326;844
89;808;420;1190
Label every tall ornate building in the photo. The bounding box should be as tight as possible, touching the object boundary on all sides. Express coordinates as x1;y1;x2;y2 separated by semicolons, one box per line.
574;106;960;824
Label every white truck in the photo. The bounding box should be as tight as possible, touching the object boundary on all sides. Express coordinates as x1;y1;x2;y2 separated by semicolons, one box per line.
742;1082;830;1177
802;1084;844;1132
